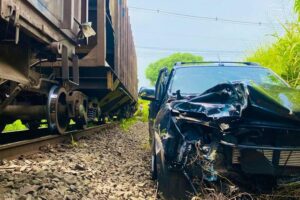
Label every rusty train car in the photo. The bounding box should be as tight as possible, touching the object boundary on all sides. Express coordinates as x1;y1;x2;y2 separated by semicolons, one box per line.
0;0;137;134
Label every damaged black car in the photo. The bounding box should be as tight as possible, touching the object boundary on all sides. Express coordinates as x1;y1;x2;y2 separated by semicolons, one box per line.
139;62;300;199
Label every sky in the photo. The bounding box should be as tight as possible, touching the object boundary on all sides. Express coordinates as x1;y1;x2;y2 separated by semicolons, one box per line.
127;0;296;87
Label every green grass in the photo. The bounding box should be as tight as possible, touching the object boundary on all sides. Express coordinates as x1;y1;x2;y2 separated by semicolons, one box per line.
135;99;149;122
246;23;300;88
120;99;150;131
120;117;138;131
3;120;27;132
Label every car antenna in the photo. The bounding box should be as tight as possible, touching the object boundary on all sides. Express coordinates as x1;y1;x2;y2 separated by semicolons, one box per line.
217;54;223;66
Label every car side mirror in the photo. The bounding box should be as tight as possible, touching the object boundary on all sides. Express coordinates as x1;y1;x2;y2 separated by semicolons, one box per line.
139;87;155;101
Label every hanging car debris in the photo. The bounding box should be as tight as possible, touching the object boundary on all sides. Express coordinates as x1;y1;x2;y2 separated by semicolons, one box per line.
139;62;300;199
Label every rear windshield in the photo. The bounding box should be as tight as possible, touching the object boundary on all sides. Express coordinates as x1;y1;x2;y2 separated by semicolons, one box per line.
169;66;287;95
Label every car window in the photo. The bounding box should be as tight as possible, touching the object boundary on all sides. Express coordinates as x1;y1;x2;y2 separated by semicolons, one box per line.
155;68;169;101
169;66;287;95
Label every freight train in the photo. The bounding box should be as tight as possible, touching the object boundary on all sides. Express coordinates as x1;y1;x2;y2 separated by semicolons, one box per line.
0;0;138;134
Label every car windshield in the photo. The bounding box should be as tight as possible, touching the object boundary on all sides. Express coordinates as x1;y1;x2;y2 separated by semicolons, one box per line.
169;66;288;95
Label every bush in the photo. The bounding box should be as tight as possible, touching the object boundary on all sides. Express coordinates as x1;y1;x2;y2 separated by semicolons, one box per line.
246;23;300;87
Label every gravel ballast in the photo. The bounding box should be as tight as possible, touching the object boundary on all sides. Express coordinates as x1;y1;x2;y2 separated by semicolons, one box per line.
0;122;156;200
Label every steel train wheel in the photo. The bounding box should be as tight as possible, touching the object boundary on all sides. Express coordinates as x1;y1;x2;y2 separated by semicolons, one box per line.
48;86;69;134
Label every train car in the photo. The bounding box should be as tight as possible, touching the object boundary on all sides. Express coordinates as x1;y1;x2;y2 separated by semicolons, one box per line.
0;0;137;134
77;0;138;119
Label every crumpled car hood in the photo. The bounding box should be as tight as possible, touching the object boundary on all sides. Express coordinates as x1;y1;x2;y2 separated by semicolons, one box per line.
248;83;300;119
172;82;300;122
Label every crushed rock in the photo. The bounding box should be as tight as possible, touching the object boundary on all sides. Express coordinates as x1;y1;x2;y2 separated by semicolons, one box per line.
0;122;156;200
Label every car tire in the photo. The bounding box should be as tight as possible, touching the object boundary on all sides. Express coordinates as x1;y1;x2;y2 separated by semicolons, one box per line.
148;120;154;144
157;151;193;199
151;134;157;180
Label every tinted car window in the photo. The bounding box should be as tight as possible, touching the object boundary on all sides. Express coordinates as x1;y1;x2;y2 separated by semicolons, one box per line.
169;66;287;95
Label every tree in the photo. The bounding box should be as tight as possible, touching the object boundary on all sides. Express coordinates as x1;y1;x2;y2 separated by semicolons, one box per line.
145;53;203;85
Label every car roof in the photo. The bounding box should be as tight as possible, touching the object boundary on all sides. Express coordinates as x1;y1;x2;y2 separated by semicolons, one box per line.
173;61;266;69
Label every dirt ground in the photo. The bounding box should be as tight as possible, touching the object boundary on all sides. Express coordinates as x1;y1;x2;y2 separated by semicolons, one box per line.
0;122;156;200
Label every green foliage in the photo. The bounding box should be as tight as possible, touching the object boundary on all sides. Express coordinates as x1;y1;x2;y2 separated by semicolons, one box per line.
3;120;27;132
120;99;150;131
70;133;78;147
295;0;300;19
146;53;203;85
135;99;149;122
120;117;138;132
246;23;300;88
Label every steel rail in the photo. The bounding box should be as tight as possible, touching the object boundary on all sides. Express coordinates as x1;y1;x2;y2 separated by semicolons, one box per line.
0;123;116;160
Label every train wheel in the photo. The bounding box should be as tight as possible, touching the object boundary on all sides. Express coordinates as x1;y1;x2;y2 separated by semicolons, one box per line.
75;101;88;130
48;86;69;134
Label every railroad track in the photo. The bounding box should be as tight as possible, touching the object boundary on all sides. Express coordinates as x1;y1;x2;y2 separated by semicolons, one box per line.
0;123;117;160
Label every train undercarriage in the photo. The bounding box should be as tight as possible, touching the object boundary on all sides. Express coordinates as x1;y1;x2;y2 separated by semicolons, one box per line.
0;0;137;134
0;59;136;134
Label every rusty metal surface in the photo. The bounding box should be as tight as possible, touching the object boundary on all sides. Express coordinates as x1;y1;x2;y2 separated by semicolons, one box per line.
79;0;138;101
0;0;86;57
0;123;116;160
0;45;30;84
79;0;106;67
30;0;63;21
27;0;82;38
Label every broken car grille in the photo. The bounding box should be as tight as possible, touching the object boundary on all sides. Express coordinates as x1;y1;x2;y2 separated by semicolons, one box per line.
279;151;300;167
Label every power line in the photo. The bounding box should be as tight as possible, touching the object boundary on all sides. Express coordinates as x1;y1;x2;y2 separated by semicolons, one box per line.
136;46;246;55
129;6;283;27
133;30;264;42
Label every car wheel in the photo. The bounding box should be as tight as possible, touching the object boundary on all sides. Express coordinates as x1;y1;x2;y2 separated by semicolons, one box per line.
157;152;193;199
151;134;157;180
148;120;154;144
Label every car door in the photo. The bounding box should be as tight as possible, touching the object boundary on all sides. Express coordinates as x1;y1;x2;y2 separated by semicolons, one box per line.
148;68;169;139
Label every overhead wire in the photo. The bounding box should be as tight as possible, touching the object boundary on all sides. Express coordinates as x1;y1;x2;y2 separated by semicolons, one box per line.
136;45;246;55
129;6;281;60
129;6;285;27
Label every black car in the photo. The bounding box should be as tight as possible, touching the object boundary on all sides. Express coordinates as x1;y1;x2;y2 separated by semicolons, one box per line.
139;62;300;199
